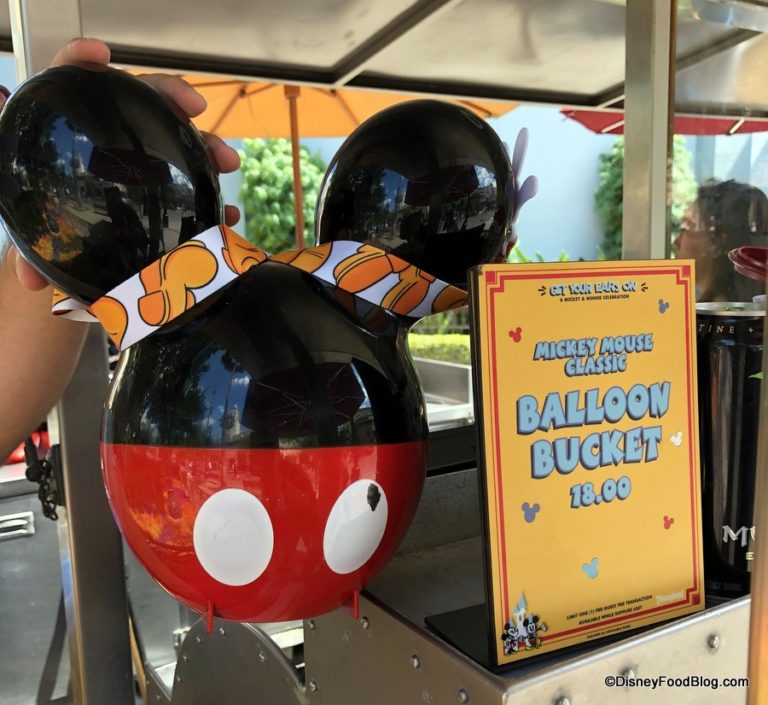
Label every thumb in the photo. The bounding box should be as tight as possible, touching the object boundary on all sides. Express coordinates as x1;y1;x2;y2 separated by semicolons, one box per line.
49;38;111;68
7;248;49;291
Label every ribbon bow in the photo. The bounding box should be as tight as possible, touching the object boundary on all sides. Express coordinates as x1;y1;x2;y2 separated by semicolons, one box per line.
53;225;468;350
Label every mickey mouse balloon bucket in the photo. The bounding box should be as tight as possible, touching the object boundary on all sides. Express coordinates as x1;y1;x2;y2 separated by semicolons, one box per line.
0;64;535;625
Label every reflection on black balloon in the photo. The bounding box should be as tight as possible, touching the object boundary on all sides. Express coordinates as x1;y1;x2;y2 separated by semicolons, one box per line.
0;64;220;303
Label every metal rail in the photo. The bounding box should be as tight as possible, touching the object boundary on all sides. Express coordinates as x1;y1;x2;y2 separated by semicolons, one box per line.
8;3;135;703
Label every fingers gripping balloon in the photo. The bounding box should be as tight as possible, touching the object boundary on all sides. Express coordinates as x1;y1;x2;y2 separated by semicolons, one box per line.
0;66;536;625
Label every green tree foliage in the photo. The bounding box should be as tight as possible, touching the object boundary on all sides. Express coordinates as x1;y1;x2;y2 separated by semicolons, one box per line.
507;244;573;263
595;135;697;260
239;138;326;252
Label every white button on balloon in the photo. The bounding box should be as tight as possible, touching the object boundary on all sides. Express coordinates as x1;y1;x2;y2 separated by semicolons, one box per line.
324;480;388;575
193;489;274;586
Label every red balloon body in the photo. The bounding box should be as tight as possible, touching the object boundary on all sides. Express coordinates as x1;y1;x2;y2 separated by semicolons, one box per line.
102;441;424;620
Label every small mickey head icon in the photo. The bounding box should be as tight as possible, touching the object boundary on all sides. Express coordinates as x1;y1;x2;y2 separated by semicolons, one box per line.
582;557;599;579
509;327;523;342
664;515;675;529
521;502;540;523
658;299;670;313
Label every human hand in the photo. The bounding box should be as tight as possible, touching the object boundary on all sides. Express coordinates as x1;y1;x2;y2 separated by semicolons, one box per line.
5;37;241;291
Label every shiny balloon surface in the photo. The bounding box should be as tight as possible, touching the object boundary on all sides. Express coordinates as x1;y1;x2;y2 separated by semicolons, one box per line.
103;263;427;621
316;100;516;288
0;64;220;303
0;72;524;623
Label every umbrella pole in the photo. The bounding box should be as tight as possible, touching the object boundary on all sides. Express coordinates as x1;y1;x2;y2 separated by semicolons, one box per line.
285;86;305;249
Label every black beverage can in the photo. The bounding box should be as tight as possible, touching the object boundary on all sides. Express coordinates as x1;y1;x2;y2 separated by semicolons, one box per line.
696;301;764;603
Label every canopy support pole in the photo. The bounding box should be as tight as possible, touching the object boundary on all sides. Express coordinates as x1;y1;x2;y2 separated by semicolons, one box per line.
621;0;675;260
285;85;305;249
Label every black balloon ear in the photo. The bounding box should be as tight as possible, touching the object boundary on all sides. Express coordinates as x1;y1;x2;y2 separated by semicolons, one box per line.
0;172;20;199
0;133;17;154
0;64;221;303
0;133;20;201
316;100;516;288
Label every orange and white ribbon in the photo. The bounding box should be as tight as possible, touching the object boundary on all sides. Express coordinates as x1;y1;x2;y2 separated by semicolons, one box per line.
52;224;467;350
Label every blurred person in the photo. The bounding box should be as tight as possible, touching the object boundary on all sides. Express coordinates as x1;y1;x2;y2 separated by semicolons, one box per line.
0;38;241;462
673;179;768;302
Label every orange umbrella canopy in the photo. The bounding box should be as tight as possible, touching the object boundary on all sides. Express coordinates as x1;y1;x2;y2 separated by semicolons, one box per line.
181;78;515;139
175;76;515;247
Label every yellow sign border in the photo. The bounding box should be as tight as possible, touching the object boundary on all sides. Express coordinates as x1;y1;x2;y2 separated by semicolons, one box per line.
471;261;703;667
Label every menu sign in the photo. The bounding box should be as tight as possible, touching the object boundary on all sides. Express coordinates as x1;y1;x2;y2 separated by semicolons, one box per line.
469;261;704;667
